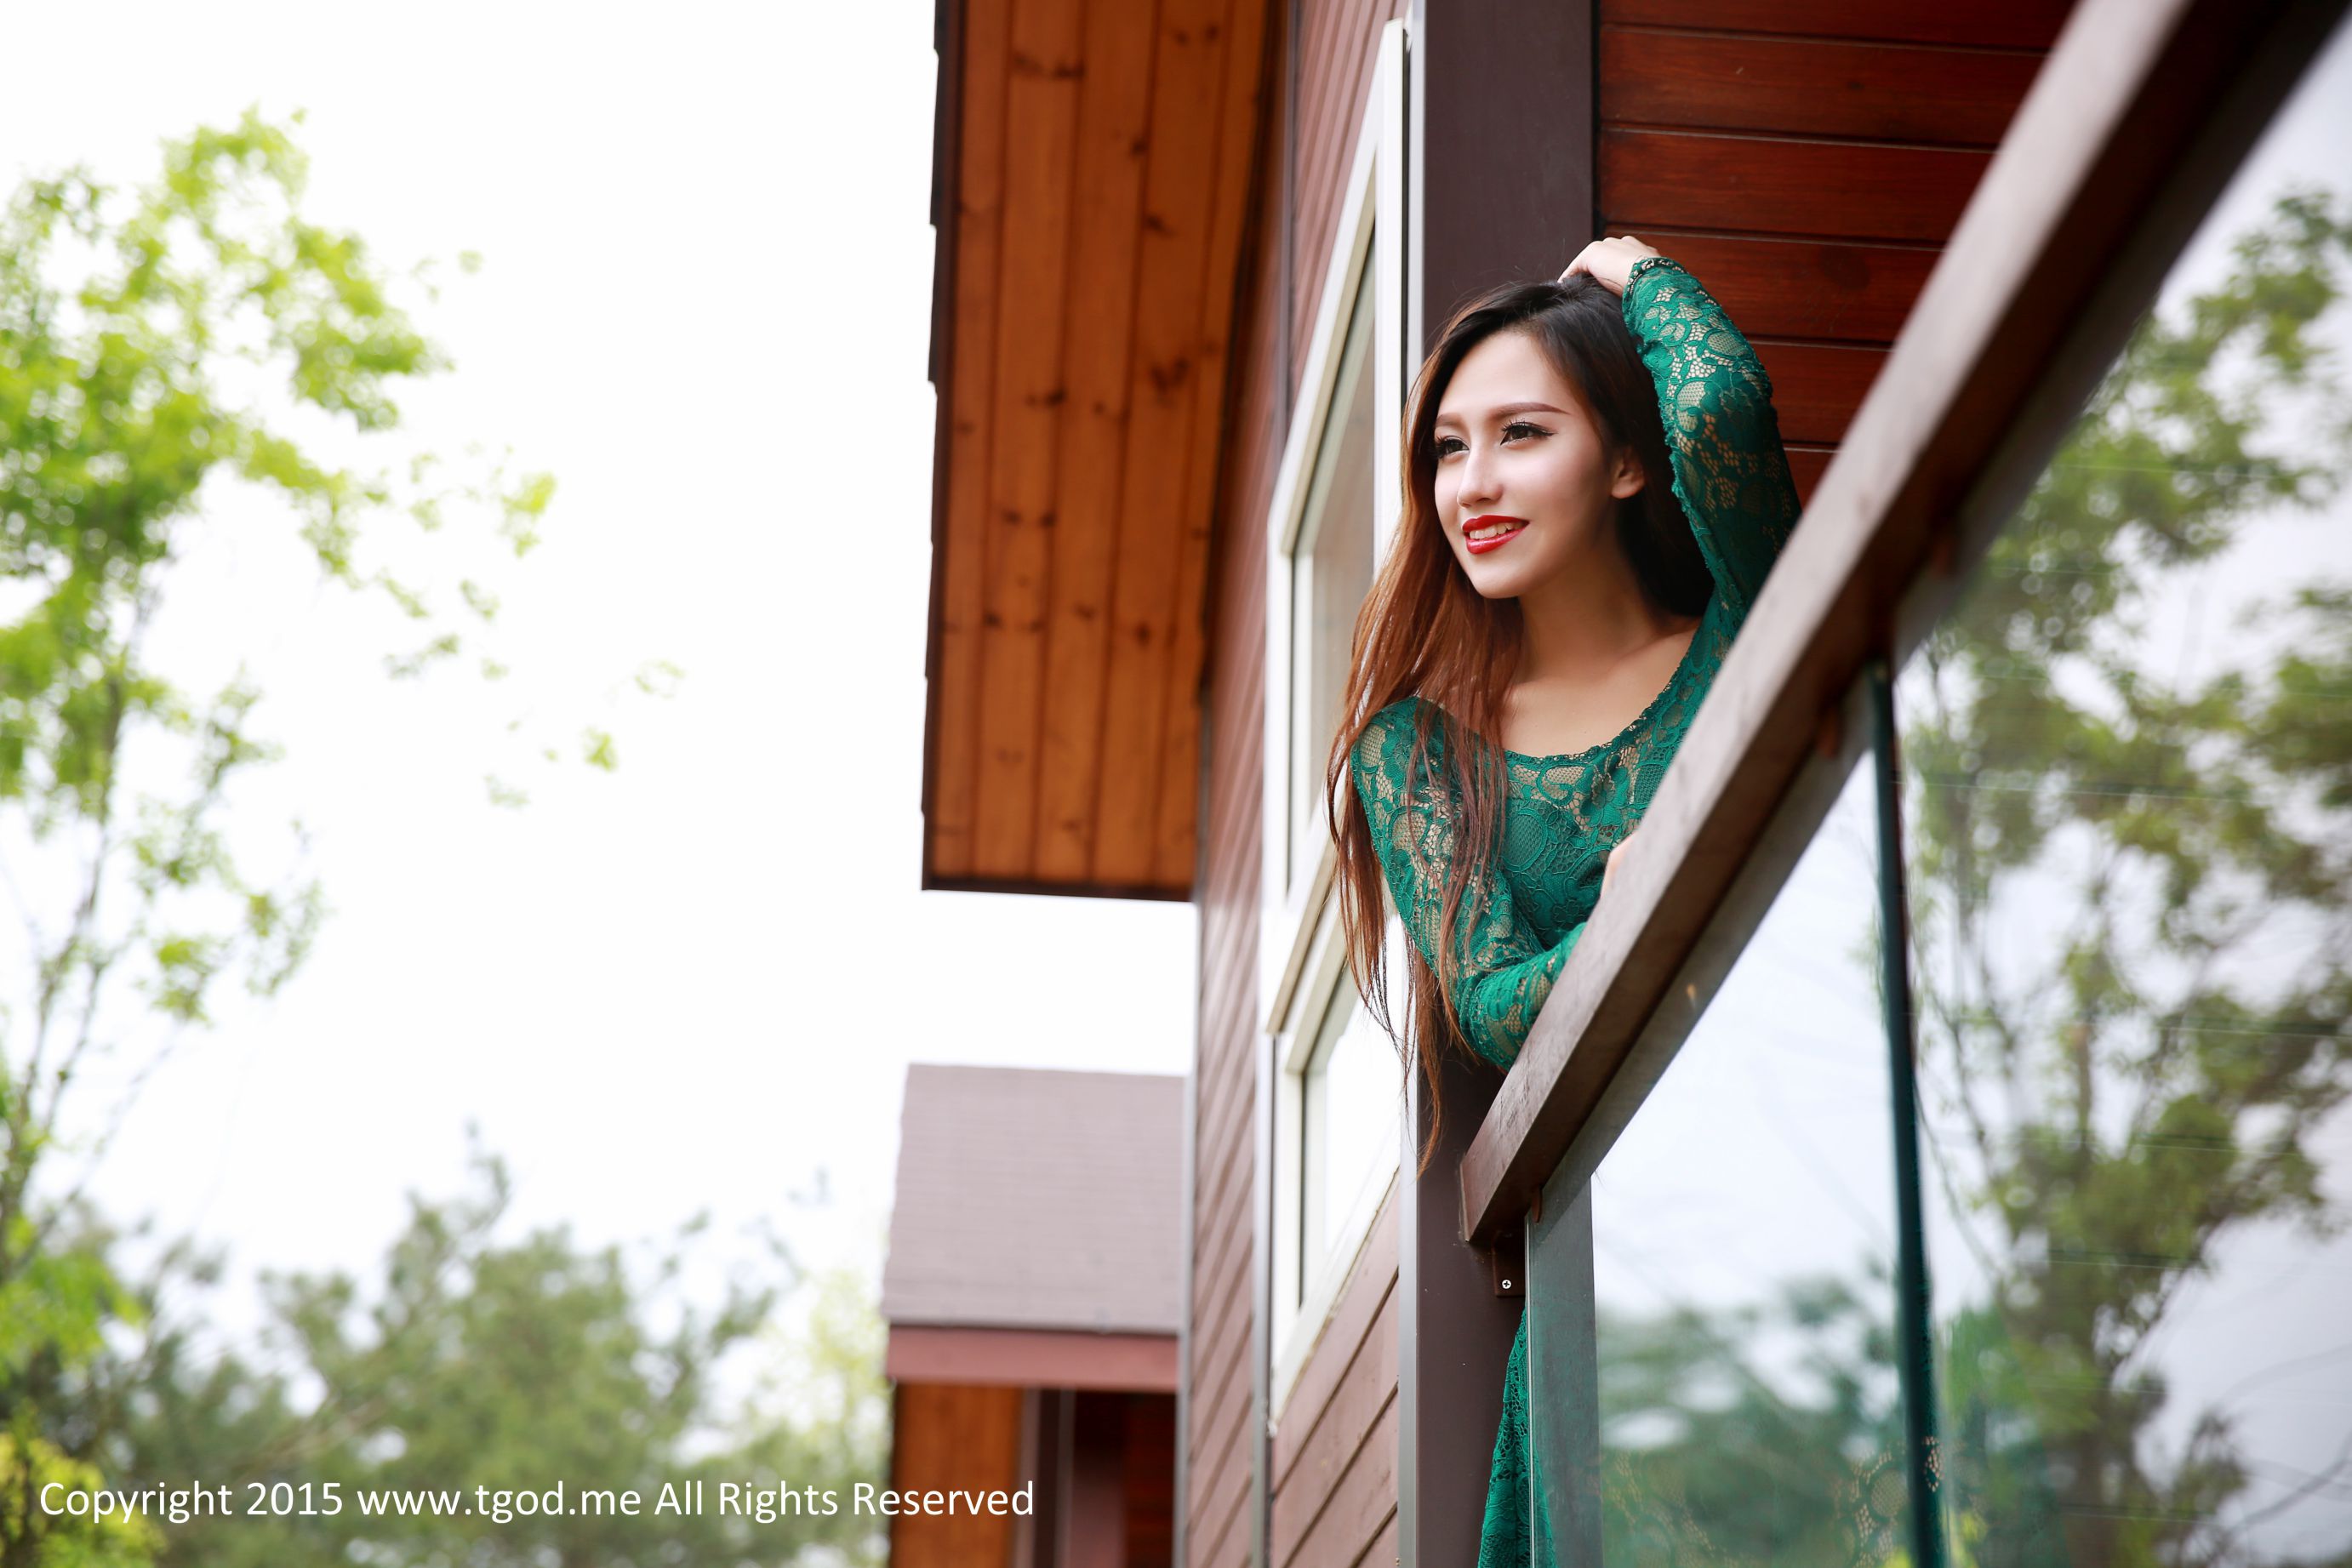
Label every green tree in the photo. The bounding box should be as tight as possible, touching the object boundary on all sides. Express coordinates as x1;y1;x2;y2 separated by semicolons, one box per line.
1905;189;2352;1566
1596;1275;1909;1565
0;112;619;1565
67;1150;886;1568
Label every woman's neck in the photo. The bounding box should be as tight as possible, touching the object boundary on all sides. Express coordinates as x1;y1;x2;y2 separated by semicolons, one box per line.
1513;539;1687;686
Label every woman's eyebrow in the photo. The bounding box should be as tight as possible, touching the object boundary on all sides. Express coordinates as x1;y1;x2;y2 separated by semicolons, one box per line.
1433;400;1570;426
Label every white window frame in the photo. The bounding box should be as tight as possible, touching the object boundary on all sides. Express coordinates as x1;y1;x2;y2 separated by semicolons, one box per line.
1262;19;1408;1416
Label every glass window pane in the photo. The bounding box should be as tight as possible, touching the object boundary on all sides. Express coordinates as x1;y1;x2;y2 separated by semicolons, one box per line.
1301;983;1396;1293
1584;757;1909;1564
1289;256;1378;892
1900;24;2352;1563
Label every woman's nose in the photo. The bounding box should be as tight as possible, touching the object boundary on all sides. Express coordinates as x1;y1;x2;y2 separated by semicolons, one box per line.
1459;444;1500;506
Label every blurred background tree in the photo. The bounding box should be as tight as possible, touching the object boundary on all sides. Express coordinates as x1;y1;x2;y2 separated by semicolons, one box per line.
1907;189;2352;1568
0;115;876;1567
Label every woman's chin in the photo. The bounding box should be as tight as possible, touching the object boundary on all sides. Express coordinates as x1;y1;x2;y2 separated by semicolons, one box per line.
1459;558;1543;600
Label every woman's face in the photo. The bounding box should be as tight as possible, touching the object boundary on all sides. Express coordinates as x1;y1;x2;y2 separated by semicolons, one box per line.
1430;327;1643;600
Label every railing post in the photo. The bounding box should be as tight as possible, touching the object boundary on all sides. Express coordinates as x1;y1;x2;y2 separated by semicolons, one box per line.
1527;1174;1598;1566
1868;657;1945;1568
1399;0;1595;1554
1398;1053;1520;1566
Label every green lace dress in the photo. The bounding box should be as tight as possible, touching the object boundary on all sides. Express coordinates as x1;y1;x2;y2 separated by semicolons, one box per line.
1347;257;1801;1567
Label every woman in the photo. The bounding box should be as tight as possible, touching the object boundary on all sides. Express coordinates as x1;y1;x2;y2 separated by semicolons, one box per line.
1325;236;1801;1565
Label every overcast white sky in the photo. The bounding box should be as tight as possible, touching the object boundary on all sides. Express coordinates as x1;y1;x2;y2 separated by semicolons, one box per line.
1;0;1198;1332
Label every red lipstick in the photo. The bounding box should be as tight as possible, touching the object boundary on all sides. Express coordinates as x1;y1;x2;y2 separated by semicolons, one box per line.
1462;514;1529;555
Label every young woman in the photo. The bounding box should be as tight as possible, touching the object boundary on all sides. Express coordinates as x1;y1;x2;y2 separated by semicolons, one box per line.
1325;236;1801;1565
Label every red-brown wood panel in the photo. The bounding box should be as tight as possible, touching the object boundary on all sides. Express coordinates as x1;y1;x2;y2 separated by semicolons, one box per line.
1750;339;1888;447
1127;1394;1179;1568
1597;229;1936;343
1280;1395;1397;1568
1601;128;1994;243
890;1384;1025;1567
1596;0;2063;497
1270;1197;1398;1490
1288;0;1390;383
1601;0;2074;48
1270;1287;1399;1564
1786;443;1833;503
1601;26;2043;146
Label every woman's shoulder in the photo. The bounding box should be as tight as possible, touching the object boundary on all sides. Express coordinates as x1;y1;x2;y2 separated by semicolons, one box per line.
1350;697;1433;784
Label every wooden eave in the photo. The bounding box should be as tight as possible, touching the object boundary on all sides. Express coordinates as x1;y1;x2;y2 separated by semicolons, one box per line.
922;0;1274;899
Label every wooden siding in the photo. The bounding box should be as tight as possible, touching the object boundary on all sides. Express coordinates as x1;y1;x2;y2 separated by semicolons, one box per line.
924;0;1276;898
890;1383;1025;1567
1598;0;2075;498
1185;4;1402;1566
1270;1198;1399;1568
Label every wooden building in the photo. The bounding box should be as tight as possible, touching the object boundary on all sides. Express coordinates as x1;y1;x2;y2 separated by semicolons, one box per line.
882;1066;1183;1566
922;0;2352;1562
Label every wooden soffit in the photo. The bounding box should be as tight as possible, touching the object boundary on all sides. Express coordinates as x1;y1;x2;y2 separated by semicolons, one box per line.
922;0;1272;899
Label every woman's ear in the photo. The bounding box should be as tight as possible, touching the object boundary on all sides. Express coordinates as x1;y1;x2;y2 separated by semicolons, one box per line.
1608;446;1647;499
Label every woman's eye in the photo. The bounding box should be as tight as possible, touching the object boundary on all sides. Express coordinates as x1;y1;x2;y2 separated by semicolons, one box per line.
1435;436;1465;458
1502;420;1550;442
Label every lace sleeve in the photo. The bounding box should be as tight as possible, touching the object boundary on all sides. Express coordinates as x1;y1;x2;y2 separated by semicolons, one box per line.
1624;255;1801;619
1349;702;1585;1070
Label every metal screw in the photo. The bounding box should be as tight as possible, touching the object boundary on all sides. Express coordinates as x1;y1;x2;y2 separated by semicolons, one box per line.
1500;1279;1513;1290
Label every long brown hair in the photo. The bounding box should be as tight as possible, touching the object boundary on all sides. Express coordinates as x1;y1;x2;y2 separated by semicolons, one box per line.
1323;274;1712;1169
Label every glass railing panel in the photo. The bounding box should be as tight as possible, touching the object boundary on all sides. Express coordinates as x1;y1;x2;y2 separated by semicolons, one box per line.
1898;22;2352;1564
1529;751;1903;1566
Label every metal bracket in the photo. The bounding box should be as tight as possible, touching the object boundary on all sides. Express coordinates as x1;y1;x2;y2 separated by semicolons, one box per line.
1489;1227;1525;1297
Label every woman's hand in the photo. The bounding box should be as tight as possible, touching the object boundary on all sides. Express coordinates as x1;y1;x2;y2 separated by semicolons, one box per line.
1601;827;1641;900
1560;236;1662;297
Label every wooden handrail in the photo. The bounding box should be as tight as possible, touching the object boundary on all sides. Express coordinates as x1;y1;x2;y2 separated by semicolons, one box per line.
1457;0;2349;1247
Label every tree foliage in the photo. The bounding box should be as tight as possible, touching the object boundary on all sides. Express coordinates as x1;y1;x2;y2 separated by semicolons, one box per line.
0;116;744;1568
1908;189;2352;1568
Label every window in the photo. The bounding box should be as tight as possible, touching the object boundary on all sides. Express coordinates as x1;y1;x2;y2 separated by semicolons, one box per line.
1299;979;1392;1274
1285;261;1377;898
1269;912;1405;1407
1262;20;1408;1407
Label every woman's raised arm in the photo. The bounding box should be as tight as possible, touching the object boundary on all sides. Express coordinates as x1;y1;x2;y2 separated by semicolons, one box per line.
1565;237;1802;619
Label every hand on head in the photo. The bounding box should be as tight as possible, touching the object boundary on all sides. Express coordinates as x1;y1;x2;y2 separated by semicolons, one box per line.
1560;236;1663;297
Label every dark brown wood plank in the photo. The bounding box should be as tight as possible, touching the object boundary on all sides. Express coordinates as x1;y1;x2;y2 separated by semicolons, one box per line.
1752;338;1888;446
1093;0;1236;886
1600;128;1994;243
1281;1394;1397;1568
1607;228;1935;342
928;0;1015;884
1188;1371;1256;1549
972;0;1088;878
1787;442;1834;503
1270;1285;1399;1554
1601;0;2074;48
1031;0;1162;883
1354;1507;1400;1568
1601;26;2044;146
1272;1195;1399;1488
1462;0;2349;1246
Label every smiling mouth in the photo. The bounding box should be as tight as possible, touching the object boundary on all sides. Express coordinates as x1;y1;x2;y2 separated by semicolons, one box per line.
1463;516;1527;554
